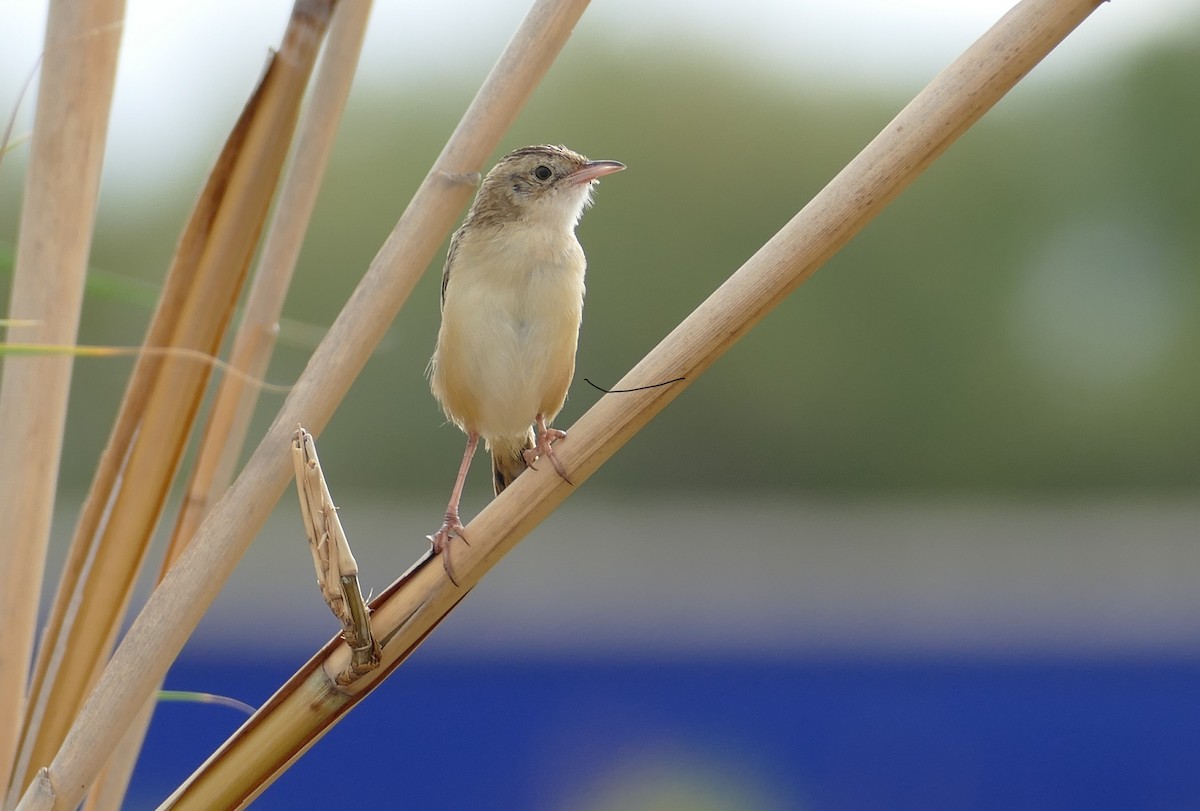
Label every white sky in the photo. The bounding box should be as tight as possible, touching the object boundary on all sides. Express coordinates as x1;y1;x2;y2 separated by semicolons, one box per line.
1;0;1197;196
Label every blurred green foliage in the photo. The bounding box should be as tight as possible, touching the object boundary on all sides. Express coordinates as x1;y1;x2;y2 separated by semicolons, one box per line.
2;30;1197;496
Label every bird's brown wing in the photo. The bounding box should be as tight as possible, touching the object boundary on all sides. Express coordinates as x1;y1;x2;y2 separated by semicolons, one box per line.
440;227;462;311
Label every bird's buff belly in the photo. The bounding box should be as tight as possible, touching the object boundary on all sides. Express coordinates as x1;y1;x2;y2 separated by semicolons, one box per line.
432;304;577;444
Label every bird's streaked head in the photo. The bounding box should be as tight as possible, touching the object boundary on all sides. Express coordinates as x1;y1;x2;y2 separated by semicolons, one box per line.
468;144;625;230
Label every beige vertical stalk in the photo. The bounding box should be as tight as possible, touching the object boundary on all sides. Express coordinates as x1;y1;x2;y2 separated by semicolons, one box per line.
0;0;124;796
168;0;374;558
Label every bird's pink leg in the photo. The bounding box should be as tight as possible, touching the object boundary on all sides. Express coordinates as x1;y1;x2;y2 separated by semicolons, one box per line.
428;432;478;586
522;413;572;485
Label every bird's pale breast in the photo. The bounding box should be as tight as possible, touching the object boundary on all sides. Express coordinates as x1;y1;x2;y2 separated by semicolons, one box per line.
431;222;585;451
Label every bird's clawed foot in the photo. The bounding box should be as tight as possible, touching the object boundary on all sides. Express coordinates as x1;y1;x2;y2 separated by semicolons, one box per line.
522;415;572;485
427;510;469;587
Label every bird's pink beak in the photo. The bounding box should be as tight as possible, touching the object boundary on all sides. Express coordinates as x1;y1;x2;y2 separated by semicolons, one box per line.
569;160;625;185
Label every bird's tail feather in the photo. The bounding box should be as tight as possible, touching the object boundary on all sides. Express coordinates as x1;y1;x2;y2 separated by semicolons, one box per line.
492;429;535;496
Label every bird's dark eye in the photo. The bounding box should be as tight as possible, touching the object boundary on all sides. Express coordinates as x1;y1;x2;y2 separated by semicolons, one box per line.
533;165;553;181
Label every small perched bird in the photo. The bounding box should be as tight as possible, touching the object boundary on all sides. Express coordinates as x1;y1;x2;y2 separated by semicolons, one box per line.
427;144;625;584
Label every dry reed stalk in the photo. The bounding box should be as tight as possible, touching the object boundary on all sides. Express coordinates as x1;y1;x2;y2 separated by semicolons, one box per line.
291;428;379;681
0;0;124;797
168;0;374;560
10;1;337;803
14;0;591;808
83;4;374;807
156;0;1108;806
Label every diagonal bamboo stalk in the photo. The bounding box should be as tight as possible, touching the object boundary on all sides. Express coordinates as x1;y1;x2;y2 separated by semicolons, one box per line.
0;0;124;795
9;1;337;804
14;0;592;808
82;4;375;809
156;0;1108;805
